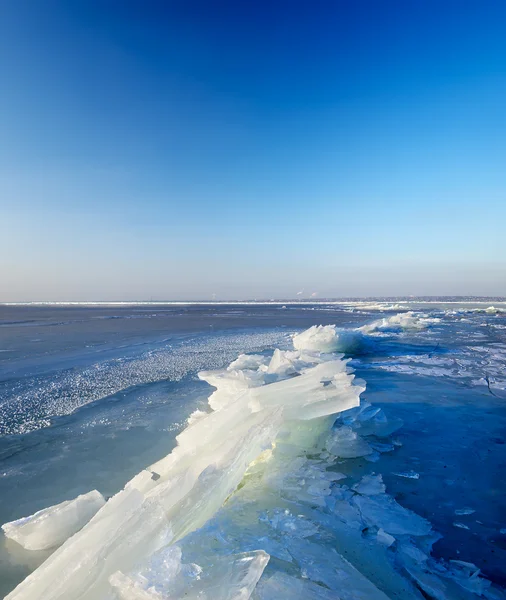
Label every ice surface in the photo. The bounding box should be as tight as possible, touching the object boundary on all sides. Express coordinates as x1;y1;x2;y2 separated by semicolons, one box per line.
1;329;289;436
6;321;502;600
352;474;386;496
110;547;269;600
6;326;363;599
446;560;492;596
284;537;391;599
376;529;395;547
353;494;432;536
253;571;341;600
1;490;105;551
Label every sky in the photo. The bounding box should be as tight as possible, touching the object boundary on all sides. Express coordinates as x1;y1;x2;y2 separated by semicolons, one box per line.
1;0;505;301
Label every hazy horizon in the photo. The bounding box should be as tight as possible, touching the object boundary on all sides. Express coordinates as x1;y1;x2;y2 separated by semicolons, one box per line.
2;293;506;305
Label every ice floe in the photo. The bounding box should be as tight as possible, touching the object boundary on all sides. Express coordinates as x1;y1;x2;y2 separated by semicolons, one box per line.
2;490;105;551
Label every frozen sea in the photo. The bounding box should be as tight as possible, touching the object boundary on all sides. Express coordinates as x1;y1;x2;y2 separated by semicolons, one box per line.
0;300;505;599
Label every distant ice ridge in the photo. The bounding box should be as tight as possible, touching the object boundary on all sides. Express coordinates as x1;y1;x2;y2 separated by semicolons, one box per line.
289;314;441;356
6;325;501;600
2;491;105;550
359;311;441;335
341;301;410;312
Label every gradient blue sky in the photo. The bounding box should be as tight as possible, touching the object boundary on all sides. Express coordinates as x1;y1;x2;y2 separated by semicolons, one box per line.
1;0;505;300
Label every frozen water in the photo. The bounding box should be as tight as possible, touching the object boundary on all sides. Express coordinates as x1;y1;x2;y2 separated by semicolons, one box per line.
6;326;363;599
3;309;506;600
2;490;105;551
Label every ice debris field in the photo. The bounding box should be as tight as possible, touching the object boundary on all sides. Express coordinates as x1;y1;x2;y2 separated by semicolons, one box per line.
2;313;505;600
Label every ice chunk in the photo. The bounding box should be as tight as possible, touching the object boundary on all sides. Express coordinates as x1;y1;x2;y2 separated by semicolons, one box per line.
338;401;403;438
376;529;395;547
454;508;475;516
325;426;373;458
393;471;420;480
332;495;366;530
198;366;266;411
369;441;395;454
293;325;363;354
260;509;318;538
453;522;470;530
187;409;208;426
248;360;363;421
352;474;386;496
5;488;173;599
228;354;268;371
110;547;269;600
353;494;432;536
264;349;323;379
446;560;491;596
2;490;106;551
402;564;448;600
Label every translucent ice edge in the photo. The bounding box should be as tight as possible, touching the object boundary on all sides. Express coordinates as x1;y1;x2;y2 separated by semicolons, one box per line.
6;325;503;600
2;490;106;551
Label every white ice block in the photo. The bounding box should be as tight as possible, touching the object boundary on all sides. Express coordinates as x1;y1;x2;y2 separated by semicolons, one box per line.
2;490;106;551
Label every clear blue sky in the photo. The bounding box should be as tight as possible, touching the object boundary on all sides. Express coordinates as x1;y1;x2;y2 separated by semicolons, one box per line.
1;0;505;300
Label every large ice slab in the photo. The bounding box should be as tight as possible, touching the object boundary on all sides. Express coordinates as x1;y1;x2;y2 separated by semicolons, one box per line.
2;490;105;551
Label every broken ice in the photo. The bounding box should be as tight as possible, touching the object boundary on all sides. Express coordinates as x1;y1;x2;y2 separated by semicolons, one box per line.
2;490;105;551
